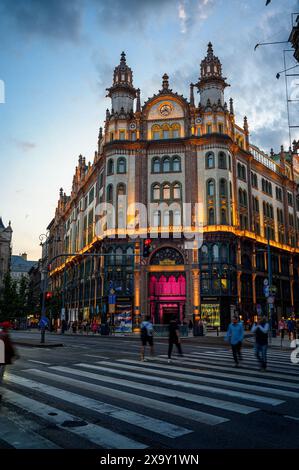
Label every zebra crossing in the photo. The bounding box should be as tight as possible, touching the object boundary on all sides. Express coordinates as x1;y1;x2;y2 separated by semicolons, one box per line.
0;347;298;449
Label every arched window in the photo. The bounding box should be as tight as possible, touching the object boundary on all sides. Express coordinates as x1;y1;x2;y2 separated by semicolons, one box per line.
243;190;247;207
228;154;232;171
162;156;170;172
218;152;227;169
207;179;215;197
206;152;215;169
108;247;114;264
173;182;181;199
152;183;160;201
212;244;219;261
115;247;123;265
163;210;170;227
162;183;171;200
221;209;227;224
201;245;209;261
208;208;215;225
171;123;181;138
117;158;126;174
173;210;181;226
237;163;242;178
219;178;227;197
172;155;181;172
152;124;161;140
107;159;114;175
162;124;170;139
238;188;243;205
152;157;160;173
107;184;113;203
220;244;228;261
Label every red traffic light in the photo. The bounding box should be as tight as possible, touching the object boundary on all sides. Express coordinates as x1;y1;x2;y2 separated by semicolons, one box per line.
45;291;53;300
145;239;152;246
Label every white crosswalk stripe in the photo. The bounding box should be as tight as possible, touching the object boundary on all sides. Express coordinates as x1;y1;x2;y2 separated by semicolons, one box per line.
1;347;298;449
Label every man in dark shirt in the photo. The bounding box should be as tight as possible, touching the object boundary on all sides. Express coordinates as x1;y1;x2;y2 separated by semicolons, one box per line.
251;315;269;371
168;315;183;363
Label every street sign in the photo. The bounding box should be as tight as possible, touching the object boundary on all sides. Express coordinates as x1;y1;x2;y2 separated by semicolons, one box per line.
263;279;269;286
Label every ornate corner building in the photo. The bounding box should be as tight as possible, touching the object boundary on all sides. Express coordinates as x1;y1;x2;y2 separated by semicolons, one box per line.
47;44;299;331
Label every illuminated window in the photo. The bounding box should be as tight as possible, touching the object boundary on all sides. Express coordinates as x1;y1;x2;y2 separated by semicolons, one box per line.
163;183;171;200
173;182;181;199
152;184;160;201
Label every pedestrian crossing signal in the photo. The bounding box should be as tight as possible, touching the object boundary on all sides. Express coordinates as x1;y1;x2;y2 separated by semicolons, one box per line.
143;238;152;258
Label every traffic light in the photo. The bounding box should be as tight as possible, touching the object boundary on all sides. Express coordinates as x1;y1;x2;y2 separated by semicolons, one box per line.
143;238;152;258
45;291;53;304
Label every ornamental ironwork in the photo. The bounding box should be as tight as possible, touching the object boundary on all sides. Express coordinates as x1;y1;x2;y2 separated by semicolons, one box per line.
150;247;184;265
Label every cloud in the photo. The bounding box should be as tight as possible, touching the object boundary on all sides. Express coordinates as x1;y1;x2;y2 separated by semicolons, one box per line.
178;0;215;34
13;139;36;152
0;0;83;41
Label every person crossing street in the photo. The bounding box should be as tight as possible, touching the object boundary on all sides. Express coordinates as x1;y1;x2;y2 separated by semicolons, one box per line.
225;316;244;367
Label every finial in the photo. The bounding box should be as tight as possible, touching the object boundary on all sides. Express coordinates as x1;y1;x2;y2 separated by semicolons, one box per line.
207;42;214;57
98;127;103;140
59;187;63;198
136;88;141;112
106;108;110;119
162;73;169;90
120;51;126;64
270;148;274;156
190;83;195;106
229;98;234;114
243;116;248;132
280;145;284;152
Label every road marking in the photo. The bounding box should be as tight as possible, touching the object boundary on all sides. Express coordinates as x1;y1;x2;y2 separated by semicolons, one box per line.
0;408;60;449
3;389;146;449
193;351;295;367
83;354;109;359
28;360;51;365
6;372;193;436
20;369;227;426
284;415;299;422
117;359;299;390
73;363;257;415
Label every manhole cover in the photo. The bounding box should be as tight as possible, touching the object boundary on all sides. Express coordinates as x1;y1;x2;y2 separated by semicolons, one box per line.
48;412;58;416
61;420;88;428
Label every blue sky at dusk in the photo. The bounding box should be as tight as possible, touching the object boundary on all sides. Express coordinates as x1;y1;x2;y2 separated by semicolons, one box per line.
0;0;298;259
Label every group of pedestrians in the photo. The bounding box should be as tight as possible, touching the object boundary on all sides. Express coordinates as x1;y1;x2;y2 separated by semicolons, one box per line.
140;314;183;363
225;315;270;371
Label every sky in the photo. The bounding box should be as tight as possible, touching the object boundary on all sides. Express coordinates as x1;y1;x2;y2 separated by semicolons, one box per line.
0;0;298;260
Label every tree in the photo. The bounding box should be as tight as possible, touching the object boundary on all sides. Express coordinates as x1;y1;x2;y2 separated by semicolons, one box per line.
17;275;30;319
0;273;19;321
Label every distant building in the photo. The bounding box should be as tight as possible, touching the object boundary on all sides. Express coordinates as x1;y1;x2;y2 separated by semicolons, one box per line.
28;261;42;314
11;253;37;281
0;217;12;290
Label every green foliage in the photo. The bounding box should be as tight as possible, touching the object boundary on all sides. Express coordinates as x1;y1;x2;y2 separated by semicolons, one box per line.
0;273;30;321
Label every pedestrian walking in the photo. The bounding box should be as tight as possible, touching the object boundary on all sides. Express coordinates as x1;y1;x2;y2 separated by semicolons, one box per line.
251;315;269;371
0;322;18;401
188;319;193;335
168;315;183;363
225;316;244;367
287;318;295;340
278;318;286;339
140;315;154;361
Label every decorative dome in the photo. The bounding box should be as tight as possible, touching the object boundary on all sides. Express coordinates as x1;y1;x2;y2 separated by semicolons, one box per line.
200;42;223;79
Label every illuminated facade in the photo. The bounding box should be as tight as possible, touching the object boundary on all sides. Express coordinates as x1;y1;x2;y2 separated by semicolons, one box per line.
47;44;299;330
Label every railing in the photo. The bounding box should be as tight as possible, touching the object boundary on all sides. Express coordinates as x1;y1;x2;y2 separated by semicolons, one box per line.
250;145;280;174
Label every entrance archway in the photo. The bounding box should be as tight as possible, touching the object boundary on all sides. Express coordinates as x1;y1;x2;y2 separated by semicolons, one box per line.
149;247;186;324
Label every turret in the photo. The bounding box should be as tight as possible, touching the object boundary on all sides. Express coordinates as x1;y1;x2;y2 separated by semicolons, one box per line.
106;52;137;114
195;42;229;107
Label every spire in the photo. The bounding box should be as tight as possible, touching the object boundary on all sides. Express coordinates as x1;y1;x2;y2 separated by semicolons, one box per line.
243;116;248;133
59;187;63;198
0;217;5;230
229;98;234;114
207;42;214;58
98;126;103;142
120;51;126;66
106;52;137;113
190;83;195;106
136;88;141;112
162;73;169;90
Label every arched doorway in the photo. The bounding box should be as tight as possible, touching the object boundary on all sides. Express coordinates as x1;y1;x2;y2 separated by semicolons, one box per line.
149;247;186;324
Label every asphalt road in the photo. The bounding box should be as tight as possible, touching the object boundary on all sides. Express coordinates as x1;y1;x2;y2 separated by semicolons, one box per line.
0;331;298;450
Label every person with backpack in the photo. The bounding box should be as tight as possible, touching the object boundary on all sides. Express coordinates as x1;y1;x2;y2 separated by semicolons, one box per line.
251;315;269;371
140;315;154;361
